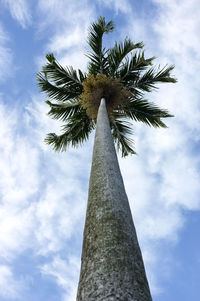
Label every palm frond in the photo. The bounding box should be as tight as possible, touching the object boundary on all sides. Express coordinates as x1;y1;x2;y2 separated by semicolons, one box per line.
38;17;176;156
45;109;94;151
87;16;114;75
46;100;81;121
107;38;144;76
110;118;136;157
118;52;155;81
40;53;85;91
37;73;81;102
153;65;177;83
134;65;177;92
116;52;155;96
119;98;173;128
88;16;114;55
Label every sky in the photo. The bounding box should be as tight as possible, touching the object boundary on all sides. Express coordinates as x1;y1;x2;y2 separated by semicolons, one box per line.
0;0;200;300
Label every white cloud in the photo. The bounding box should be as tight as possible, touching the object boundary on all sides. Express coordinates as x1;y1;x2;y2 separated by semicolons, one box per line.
35;0;95;71
48;27;83;53
40;256;80;301
1;0;31;28
97;0;132;13
0;102;39;260
0;265;23;299
46;25;89;71
26;98;91;255
0;98;91;262
150;0;200;127
35;0;131;71
0;23;13;81
153;0;200;58
37;0;94;44
0;103;39;207
38;0;94;22
34;178;87;255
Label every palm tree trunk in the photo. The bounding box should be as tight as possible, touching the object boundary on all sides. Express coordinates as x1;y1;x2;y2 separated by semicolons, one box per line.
77;98;152;301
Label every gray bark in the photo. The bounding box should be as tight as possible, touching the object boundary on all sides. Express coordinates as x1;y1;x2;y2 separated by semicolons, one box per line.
77;98;152;301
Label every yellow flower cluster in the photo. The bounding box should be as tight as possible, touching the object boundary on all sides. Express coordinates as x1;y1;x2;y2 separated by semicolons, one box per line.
80;74;131;120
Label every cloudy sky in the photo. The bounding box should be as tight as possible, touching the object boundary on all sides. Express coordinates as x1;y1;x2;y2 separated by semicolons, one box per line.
0;0;200;300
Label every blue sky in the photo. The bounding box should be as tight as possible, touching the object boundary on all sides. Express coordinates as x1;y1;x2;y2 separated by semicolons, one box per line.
0;0;200;300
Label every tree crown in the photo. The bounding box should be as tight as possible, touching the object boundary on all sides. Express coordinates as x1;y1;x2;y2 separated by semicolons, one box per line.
37;16;176;157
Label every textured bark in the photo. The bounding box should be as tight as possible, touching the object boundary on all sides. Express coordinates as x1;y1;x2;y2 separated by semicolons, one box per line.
77;98;152;301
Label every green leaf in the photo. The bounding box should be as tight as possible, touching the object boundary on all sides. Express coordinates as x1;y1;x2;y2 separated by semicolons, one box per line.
107;38;144;76
134;65;177;92
45;109;94;151
119;52;155;81
110;118;136;157
37;73;81;102
46;100;81;121
119;98;174;128
87;16;114;74
40;54;85;90
88;16;114;54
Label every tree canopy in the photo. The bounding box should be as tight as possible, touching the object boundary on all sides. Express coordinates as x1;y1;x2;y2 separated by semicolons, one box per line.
37;16;176;157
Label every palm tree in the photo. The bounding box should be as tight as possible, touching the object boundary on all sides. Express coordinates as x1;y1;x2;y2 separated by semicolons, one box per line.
37;17;176;301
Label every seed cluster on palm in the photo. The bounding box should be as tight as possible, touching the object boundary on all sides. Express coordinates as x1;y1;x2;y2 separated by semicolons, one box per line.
37;16;176;157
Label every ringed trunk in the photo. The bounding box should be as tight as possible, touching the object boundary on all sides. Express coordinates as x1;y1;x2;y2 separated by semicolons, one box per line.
77;98;152;301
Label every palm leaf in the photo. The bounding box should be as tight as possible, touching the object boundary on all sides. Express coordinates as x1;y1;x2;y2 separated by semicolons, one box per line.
119;98;173;128
110;118;136;157
37;73;81;102
46;100;81;121
45;109;94;151
116;52;155;96
87;16;114;75
118;52;155;82
40;53;85;91
107;38;144;76
134;65;177;92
